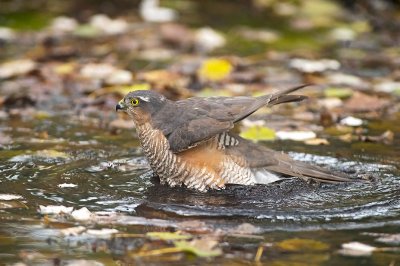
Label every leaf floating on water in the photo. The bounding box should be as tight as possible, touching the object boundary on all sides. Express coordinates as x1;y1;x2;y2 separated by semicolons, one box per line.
36;150;69;159
146;231;192;241
60;226;87;237
64;259;104;266
304;138;329;145
277;238;329;252
228;223;261;235
87;228;119;239
58;183;78;188
0;194;23;200
198;58;232;81
324;88;353;99
375;234;400;245
339;241;376;257
39;205;73;215
275;130;316;141
175;237;222;257
71;207;92;221
240;126;276;141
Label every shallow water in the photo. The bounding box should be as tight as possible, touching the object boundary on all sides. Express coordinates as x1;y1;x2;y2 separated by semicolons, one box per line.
1;115;399;265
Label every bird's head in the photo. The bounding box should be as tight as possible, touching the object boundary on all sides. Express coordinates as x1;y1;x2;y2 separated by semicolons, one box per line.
116;90;167;124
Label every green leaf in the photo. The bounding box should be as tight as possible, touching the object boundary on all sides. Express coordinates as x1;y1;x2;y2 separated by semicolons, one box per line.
175;238;222;257
74;24;99;37
240;126;275;141
324;88;353;99
146;231;191;241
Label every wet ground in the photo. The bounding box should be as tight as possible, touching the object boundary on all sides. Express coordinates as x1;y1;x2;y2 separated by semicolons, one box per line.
1;0;400;265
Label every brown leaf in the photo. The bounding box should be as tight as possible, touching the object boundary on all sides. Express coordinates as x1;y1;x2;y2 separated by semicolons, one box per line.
344;92;389;112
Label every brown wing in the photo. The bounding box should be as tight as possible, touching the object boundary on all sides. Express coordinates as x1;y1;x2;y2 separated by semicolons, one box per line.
152;85;309;153
224;133;354;183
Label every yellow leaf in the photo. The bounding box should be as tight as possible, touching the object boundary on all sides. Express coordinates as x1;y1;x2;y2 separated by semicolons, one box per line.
198;58;232;81
324;88;353;99
175;238;222;257
277;238;329;252
35;150;69;159
240;126;275;141
146;231;191;241
54;63;75;75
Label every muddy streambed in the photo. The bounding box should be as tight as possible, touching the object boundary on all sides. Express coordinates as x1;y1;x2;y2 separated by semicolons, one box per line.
0;115;399;265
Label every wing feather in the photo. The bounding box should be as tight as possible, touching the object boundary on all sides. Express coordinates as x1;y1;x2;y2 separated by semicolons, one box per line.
152;85;309;153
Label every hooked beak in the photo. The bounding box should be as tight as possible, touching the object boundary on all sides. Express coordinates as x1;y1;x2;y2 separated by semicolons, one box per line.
116;101;124;112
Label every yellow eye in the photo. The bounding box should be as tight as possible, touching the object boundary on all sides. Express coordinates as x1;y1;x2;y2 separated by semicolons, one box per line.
131;98;139;106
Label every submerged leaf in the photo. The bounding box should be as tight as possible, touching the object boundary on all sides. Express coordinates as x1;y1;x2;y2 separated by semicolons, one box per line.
146;231;191;241
36;150;69;159
277;238;329;252
240;126;275;141
175;238;222;257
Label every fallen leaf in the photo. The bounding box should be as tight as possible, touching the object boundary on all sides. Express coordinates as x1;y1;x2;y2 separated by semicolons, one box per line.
195;27;226;53
64;259;104;266
36;150;69;159
275;130;316;141
240;126;275;141
90;14;129;35
60;226;86;237
324;88;353;99
71;207;92;221
277;238;329;252
58;183;78;188
358;130;394;145
228;223;261;234
376;234;400;245
289;58;340;73
0;194;23;200
198;58;232;81
340;116;363;126
146;231;192;241
344;91;389;112
86;228;118;238
304;138;329;145
0;59;36;79
339;241;376;257
39;205;73;215
175;237;222;257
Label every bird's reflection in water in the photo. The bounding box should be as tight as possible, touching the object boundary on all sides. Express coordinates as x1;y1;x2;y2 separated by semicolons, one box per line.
136;175;318;220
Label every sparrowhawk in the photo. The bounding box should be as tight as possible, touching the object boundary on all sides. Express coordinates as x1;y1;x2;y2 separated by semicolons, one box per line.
116;85;353;192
